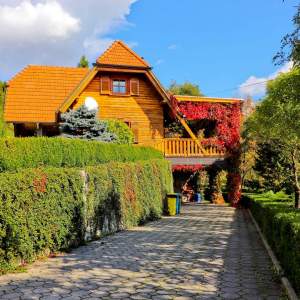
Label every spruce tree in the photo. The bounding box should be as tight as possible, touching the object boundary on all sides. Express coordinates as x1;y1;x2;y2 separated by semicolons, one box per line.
60;105;116;142
78;55;89;68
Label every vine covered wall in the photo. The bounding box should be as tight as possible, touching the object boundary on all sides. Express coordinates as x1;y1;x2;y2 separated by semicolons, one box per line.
170;95;242;206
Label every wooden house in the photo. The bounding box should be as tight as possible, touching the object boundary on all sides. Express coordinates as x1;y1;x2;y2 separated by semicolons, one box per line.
4;40;242;167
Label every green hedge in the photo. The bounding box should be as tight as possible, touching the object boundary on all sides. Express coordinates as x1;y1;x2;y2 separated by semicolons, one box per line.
0;137;163;172
244;192;300;295
0;159;173;273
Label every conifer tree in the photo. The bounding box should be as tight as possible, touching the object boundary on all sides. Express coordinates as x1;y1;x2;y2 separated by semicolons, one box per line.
78;55;89;68
60;105;116;142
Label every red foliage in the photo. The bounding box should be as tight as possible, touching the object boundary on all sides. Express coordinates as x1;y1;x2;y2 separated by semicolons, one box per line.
201;137;224;149
172;164;203;173
33;173;47;193
170;96;242;152
170;95;242;205
227;173;242;207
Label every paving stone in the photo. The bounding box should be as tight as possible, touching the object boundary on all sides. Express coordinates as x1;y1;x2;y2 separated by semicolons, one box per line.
0;205;285;299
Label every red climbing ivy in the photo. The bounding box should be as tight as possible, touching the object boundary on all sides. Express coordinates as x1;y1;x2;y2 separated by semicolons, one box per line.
170;95;242;206
170;95;241;152
172;164;203;173
227;173;242;207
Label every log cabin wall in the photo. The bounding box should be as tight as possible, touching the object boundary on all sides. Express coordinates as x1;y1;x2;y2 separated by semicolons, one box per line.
74;72;165;144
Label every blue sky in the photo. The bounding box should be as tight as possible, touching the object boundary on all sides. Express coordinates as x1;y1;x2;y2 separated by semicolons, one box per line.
0;0;298;98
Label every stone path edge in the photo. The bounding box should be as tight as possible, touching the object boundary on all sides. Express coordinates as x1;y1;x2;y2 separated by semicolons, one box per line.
248;209;299;300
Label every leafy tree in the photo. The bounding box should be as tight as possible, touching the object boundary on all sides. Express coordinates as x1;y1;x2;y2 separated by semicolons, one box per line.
168;81;204;96
0;81;5;134
245;68;300;208
78;55;89;68
274;4;300;66
240;138;258;189
60;105;116;141
0;81;13;137
254;140;293;193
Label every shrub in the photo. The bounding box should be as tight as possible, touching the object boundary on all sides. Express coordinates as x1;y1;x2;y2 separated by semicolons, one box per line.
105;119;134;144
0;137;163;172
0;159;173;273
244;193;300;295
60;105;116;142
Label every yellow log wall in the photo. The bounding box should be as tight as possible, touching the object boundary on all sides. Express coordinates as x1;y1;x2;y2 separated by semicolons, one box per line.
75;73;164;144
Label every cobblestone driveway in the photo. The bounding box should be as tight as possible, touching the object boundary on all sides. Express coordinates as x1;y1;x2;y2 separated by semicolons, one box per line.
0;205;284;300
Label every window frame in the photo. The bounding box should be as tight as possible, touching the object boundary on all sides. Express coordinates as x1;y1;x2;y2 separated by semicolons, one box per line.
112;78;128;95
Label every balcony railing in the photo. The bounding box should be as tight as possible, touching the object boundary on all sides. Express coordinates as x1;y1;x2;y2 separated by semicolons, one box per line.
150;138;225;157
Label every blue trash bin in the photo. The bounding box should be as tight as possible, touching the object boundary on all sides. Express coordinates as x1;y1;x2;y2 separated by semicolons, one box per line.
195;193;202;203
176;193;181;214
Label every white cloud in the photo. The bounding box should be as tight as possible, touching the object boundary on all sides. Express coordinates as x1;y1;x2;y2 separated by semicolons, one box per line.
168;44;177;50
155;59;164;65
83;37;113;58
238;61;293;98
0;0;138;80
0;1;80;43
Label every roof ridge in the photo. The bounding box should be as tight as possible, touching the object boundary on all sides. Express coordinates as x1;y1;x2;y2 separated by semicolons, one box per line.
8;65;89;85
97;40;149;67
115;40;149;67
27;64;90;70
175;95;243;100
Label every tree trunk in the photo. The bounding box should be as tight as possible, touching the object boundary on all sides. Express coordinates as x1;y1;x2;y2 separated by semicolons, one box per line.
295;188;300;209
291;149;300;209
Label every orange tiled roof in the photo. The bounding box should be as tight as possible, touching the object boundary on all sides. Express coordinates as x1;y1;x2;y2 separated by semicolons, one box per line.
96;40;149;68
174;95;243;104
5;65;89;123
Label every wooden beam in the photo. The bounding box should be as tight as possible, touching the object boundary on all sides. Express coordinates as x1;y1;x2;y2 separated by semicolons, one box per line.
59;67;98;113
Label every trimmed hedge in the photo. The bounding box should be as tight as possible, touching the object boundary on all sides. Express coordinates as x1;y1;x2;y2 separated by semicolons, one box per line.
0;159;173;273
244;192;300;295
0;137;163;172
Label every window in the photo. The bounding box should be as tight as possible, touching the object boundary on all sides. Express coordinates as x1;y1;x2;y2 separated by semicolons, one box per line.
132;128;139;144
124;121;132;128
112;79;126;94
124;120;138;143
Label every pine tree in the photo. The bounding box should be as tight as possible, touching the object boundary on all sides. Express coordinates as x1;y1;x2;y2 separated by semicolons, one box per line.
77;55;89;68
60;105;116;142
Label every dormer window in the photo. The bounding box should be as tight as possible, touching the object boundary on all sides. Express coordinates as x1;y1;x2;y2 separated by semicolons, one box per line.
112;79;126;94
100;76;139;95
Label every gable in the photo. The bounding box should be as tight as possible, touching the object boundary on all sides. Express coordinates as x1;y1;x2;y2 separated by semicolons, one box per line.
4;66;89;123
60;67;170;113
82;72;163;100
96;40;149;68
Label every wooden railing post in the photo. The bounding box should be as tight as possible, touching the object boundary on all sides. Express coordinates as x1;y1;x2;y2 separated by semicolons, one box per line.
149;138;225;158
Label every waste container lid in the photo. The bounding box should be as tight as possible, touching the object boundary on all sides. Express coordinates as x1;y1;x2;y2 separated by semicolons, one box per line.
167;193;181;197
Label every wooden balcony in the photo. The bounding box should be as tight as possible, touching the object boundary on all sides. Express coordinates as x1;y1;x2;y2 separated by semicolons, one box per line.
150;138;225;158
